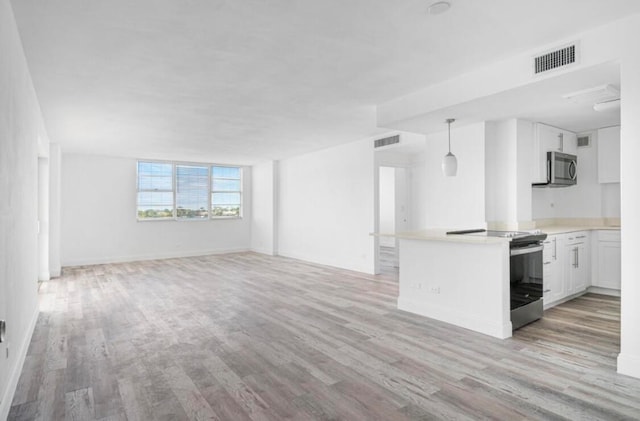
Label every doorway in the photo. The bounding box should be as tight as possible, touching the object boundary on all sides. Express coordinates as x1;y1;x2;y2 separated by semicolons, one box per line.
377;166;408;274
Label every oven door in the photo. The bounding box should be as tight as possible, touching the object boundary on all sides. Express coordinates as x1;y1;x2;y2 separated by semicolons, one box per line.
510;244;543;311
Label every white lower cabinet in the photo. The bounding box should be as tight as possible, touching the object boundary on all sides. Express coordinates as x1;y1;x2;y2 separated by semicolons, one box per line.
544;231;590;308
592;230;621;290
564;232;589;295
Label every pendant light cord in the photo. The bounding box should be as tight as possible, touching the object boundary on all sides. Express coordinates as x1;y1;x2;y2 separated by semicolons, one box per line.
446;118;455;153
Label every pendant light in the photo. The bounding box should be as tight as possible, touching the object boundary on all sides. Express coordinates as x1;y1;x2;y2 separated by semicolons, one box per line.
442;118;457;176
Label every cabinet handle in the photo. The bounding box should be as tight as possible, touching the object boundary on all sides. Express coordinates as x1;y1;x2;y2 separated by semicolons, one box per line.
576;235;586;239
553;238;557;260
544;262;551;265
576;247;579;268
544;289;551;293
559;132;564;151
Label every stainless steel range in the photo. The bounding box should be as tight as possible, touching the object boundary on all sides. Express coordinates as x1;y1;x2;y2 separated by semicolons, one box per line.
446;229;548;330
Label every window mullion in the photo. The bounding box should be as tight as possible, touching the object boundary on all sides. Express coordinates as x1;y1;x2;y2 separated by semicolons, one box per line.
172;163;177;220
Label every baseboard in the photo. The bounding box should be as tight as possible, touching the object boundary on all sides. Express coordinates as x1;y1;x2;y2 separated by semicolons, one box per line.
276;250;375;275
397;296;512;339
617;352;640;379
61;247;251;267
587;286;621;297
0;306;39;421
543;290;587;310
250;247;275;256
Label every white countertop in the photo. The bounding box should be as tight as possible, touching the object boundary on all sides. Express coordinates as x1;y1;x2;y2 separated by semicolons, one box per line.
538;225;621;235
373;229;509;245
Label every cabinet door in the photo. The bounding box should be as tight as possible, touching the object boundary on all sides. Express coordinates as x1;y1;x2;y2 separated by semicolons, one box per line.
562;131;578;156
538;123;563;152
573;242;588;293
564;240;588;295
597;126;621;183
543;236;564;304
533;124;558;183
564;243;576;296
597;242;621;289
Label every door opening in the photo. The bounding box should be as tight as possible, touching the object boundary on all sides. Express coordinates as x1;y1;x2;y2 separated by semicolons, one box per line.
377;166;408;274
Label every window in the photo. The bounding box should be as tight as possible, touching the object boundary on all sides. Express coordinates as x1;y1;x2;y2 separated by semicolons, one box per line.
137;162;174;219
176;165;209;219
211;166;242;217
136;160;242;221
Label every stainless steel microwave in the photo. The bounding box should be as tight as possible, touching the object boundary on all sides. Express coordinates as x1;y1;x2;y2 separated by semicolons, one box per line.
533;151;577;187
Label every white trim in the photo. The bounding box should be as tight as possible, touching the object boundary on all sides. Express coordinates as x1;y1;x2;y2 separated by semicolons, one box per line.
586;286;621;297
543;290;587;310
277;250;375;275
617;352;640;379
398;296;513;339
61;247;250;267
0;307;39;421
250;247;276;256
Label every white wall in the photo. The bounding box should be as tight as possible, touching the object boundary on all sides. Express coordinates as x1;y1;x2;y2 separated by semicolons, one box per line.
378;167;395;247
408;156;427;231
618;22;640;378
485;120;518;224
61;154;252;265
531;130;620;219
251;160;277;255
485;119;533;229
278;139;375;274
49;143;62;277
0;0;46;417
422;122;486;229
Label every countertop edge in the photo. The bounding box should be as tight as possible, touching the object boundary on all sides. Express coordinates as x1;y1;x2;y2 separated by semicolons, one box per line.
371;231;509;245
538;226;621;235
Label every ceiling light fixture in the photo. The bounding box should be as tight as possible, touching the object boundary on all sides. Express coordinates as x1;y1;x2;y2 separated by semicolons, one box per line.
593;98;621;112
562;84;620;104
428;1;451;15
442;118;457;177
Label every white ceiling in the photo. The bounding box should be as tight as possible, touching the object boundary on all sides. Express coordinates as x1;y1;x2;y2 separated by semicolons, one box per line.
10;0;640;164
390;61;622;135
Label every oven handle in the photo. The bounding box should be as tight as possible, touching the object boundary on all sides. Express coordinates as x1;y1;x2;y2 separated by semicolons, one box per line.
510;244;544;256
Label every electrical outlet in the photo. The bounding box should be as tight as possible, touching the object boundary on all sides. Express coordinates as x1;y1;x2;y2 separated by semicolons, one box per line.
429;286;441;294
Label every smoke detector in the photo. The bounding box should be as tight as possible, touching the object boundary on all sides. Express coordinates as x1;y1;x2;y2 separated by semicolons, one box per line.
428;1;451;15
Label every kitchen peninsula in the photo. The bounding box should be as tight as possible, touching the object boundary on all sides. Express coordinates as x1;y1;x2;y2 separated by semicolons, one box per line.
384;230;514;339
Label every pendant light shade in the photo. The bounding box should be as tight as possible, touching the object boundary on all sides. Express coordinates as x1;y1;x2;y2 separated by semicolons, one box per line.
442;118;457;176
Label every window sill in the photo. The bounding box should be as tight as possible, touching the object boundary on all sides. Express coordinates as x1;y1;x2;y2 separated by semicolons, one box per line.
137;216;243;222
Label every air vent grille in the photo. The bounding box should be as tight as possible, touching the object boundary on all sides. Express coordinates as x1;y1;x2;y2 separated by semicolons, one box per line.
374;135;400;148
577;135;591;148
534;44;576;74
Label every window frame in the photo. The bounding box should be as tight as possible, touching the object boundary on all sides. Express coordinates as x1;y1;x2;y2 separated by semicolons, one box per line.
210;165;243;219
136;160;176;221
136;159;243;222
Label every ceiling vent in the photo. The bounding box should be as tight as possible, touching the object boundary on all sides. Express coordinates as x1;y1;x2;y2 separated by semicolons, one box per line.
577;135;591;148
374;135;400;148
533;44;577;75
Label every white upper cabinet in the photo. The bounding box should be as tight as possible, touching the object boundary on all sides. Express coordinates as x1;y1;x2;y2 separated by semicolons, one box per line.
532;123;578;184
597;126;621;183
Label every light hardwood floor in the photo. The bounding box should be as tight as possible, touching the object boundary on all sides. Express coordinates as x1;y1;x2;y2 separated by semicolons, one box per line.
8;252;640;420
